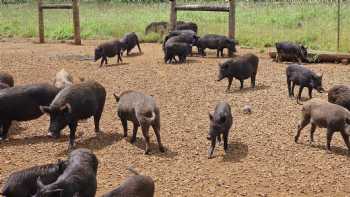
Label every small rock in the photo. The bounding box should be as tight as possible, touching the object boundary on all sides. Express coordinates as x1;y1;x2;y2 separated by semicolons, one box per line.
243;105;252;114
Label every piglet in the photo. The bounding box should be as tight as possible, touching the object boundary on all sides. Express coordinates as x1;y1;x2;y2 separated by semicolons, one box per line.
207;102;233;159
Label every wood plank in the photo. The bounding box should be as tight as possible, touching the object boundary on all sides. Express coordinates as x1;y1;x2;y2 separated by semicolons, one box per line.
40;4;72;9
175;4;229;12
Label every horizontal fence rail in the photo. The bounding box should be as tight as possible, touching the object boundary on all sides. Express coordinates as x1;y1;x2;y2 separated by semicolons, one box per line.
175;4;229;12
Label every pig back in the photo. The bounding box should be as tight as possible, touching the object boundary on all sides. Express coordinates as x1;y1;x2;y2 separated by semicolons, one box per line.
229;54;258;79
328;85;350;110
214;102;233;129
50;81;106;119
0;83;59;121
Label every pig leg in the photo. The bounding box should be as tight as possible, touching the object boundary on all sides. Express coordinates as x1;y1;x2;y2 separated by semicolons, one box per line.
93;112;102;133
127;49;130;56
117;53;123;63
0;120;11;140
239;80;244;90
309;123;316;143
287;79;292;97
152;122;165;152
326;128;334;152
295;116;310;143
251;75;256;88
223;133;228;152
291;82;296;97
141;124;151;154
226;77;233;92
68;122;78;150
136;40;142;54
100;57;106;67
297;86;305;104
130;122;139;143
216;49;220;58
217;134;221;144
208;138;216;159
308;87;313;99
220;49;224;57
121;118;128;137
340;131;350;154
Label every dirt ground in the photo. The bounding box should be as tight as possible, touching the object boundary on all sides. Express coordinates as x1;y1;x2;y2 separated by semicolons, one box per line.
0;39;350;197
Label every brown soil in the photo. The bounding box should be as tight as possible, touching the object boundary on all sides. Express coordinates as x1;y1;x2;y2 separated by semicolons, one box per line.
0;39;350;197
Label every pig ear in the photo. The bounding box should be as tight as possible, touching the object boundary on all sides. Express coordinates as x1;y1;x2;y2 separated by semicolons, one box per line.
36;177;45;189
40;106;51;114
60;103;72;113
113;93;120;102
208;113;214;121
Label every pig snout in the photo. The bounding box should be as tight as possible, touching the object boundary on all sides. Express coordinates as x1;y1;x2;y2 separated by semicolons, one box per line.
47;131;60;139
217;75;224;81
207;135;212;140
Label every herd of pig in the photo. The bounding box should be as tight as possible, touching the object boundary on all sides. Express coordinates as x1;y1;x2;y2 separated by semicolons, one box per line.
1;20;350;197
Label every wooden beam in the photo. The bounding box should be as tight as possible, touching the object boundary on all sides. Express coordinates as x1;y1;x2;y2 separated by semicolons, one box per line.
72;0;81;45
40;4;72;9
38;0;44;43
175;4;229;12
170;0;177;31
228;0;235;39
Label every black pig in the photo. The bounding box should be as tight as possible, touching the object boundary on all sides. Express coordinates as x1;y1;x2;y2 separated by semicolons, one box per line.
162;33;197;52
120;32;142;56
0;84;59;140
196;34;236;57
94;40;126;67
276;41;308;63
0;72;14;89
164;42;192;64
207;102;233;159
217;53;259;91
113;91;164;154
328;85;350;110
1;160;67;197
33;148;98;197
40;81;106;150
175;22;198;33
286;64;324;104
101;168;155;197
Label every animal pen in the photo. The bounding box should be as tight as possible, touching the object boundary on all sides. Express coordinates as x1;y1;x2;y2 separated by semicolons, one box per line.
37;0;81;45
169;0;236;39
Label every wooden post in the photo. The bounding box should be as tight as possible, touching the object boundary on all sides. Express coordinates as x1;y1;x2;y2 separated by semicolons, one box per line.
72;0;81;45
228;0;235;39
170;0;177;31
337;0;340;52
38;0;44;43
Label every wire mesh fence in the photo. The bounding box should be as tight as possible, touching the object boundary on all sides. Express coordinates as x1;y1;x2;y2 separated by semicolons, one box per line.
0;0;349;52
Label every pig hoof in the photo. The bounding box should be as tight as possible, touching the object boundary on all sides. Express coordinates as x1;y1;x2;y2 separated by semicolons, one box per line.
159;146;165;153
144;150;151;155
294;137;298;143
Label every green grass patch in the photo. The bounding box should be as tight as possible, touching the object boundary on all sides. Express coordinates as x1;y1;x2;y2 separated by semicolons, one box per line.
0;1;350;52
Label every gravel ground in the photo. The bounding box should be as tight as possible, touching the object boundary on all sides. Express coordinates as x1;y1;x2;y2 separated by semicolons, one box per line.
0;39;350;197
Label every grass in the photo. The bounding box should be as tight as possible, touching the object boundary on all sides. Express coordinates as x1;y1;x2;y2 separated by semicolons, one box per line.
1;1;350;52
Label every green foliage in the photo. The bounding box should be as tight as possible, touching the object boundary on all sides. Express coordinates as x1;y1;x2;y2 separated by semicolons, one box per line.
0;1;349;52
